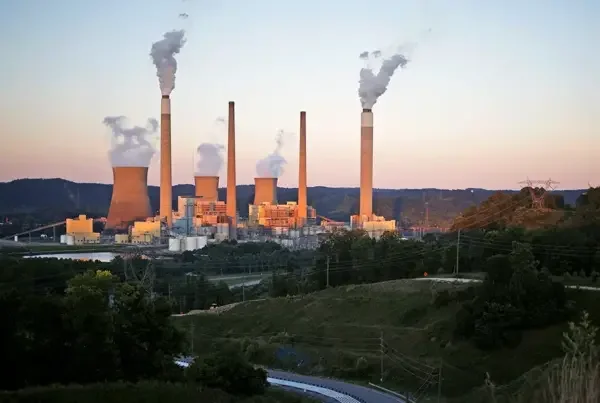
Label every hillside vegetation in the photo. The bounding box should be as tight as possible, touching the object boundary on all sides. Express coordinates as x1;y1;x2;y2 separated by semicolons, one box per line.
174;279;600;399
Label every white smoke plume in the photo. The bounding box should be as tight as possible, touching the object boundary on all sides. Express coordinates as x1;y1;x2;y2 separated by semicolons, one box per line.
256;130;290;178
150;30;186;96
103;116;158;167
358;49;409;110
195;143;224;176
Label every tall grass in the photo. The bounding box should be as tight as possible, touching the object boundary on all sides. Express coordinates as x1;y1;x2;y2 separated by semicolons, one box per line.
537;353;599;403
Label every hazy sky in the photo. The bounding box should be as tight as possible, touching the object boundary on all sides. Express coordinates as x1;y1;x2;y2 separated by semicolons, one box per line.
0;0;598;189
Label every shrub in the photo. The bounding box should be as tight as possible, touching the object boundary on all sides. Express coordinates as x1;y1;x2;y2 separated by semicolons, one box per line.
186;347;268;396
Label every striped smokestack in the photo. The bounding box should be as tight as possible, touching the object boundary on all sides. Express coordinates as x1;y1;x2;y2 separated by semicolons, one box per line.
194;176;219;201
298;111;307;225
360;108;373;219
160;95;172;227
226;101;237;239
254;177;278;205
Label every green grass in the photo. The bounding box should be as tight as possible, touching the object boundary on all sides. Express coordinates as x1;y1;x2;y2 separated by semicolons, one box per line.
174;279;600;400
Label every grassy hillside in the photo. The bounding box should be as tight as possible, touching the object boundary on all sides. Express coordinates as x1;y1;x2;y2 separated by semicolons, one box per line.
174;279;600;400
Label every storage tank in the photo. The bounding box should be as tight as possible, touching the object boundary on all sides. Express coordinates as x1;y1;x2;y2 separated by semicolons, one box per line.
185;236;197;251
60;234;67;244
168;237;181;252
65;235;74;246
196;236;208;250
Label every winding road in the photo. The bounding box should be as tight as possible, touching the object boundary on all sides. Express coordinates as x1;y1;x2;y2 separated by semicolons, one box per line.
267;369;407;403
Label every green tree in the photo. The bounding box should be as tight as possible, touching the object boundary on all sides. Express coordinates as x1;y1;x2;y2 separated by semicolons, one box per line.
187;347;268;396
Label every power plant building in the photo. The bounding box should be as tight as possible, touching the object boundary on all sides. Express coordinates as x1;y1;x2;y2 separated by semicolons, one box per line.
65;214;100;244
130;218;161;244
66;214;93;234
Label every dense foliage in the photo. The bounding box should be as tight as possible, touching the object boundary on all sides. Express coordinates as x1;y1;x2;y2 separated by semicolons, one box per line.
0;270;184;390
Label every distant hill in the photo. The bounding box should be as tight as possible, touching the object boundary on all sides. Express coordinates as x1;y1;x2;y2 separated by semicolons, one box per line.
0;178;587;228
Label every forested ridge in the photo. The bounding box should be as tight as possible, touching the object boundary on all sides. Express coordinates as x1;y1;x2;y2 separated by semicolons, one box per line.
0;178;587;234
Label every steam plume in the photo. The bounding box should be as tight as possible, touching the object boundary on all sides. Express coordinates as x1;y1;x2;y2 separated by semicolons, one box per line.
150;30;186;96
103;116;158;167
195;143;224;176
358;49;409;109
256;130;290;178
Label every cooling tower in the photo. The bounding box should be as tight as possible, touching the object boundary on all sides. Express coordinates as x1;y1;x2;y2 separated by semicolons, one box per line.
254;177;278;205
160;95;173;227
194;176;219;201
360;108;373;219
226;101;237;239
106;167;152;230
298;111;307;224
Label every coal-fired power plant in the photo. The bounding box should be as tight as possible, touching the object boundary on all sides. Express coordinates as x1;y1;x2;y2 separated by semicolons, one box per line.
298;111;307;225
360;108;374;219
160;95;173;227
106;167;152;230
254;177;278;205
194;176;219;201
226;101;237;239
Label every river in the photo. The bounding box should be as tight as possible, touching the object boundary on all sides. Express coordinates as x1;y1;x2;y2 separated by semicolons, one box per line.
24;252;118;262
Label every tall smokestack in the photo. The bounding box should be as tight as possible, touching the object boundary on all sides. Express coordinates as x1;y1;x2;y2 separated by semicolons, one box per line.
106;167;152;230
298;111;307;225
194;176;219;201
254;177;278;205
226;101;237;239
160;95;172;227
360;108;373;219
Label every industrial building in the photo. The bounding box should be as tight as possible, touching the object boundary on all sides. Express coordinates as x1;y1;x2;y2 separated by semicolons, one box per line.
95;100;398;247
63;214;100;244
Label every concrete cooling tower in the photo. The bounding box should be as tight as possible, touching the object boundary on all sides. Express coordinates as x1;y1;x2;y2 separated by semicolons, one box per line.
106;166;152;230
360;108;374;218
254;177;278;205
194;176;219;201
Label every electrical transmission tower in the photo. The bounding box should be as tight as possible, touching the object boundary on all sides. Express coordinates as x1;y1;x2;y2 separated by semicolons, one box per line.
122;245;156;299
518;178;560;210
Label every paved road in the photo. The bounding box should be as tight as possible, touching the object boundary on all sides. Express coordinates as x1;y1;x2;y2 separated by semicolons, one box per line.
267;369;406;403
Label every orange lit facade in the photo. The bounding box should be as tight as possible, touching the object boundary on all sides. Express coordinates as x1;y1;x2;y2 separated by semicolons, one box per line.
249;201;316;228
176;196;228;226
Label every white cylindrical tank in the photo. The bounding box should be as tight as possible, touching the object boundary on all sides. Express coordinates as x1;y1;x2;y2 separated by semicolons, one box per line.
60;234;67;244
185;236;196;251
65;235;74;246
196;236;207;250
13;235;18;242
168;237;181;252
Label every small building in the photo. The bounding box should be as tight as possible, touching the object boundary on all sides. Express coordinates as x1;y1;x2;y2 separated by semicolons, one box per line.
66;214;93;234
72;232;100;245
115;234;130;244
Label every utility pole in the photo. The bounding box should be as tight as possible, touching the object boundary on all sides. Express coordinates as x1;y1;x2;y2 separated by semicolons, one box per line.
190;322;195;352
326;255;330;288
455;229;461;275
380;330;384;383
